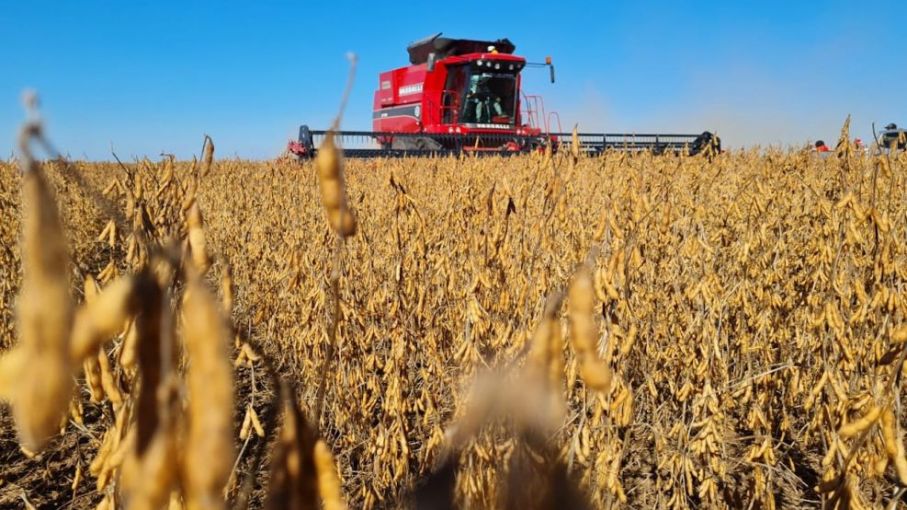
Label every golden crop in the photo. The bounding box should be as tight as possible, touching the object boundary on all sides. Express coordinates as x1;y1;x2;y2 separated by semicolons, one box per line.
1;116;907;510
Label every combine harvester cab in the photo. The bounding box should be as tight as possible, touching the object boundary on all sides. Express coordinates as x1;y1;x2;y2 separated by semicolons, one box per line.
371;34;550;154
288;33;718;159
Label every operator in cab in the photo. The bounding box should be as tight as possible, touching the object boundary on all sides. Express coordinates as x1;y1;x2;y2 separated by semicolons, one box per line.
465;74;504;124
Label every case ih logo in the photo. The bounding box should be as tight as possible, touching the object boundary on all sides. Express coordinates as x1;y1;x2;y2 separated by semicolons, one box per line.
398;84;423;96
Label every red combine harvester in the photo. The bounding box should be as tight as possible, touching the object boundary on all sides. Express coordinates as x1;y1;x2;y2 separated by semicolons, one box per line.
288;33;718;158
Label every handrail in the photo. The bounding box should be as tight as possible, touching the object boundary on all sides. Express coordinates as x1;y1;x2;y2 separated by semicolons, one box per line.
439;89;461;126
548;111;563;135
520;92;539;130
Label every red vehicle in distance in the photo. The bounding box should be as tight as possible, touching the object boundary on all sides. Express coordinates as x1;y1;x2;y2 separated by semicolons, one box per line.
289;34;716;158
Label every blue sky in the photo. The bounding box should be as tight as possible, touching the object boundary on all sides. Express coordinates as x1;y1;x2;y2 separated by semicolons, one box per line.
1;1;904;159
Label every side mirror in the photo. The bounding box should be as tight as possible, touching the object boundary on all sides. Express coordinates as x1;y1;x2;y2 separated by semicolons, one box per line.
427;52;437;72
